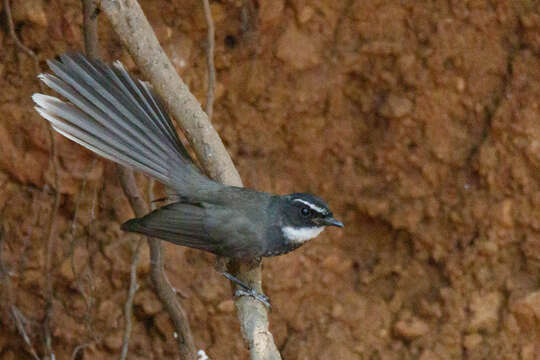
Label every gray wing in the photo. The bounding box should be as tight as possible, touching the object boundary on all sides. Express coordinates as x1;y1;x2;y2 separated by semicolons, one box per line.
203;203;267;259
122;201;266;258
122;201;219;253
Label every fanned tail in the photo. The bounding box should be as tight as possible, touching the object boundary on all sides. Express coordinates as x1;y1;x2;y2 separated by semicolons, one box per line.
32;52;214;194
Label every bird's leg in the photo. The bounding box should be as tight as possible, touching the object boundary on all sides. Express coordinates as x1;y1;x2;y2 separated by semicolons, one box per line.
215;256;271;308
219;271;271;308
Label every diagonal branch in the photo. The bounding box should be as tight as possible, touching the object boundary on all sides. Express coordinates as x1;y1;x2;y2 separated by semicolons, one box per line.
116;168;197;360
0;227;40;360
80;2;196;359
4;0;61;357
100;0;241;183
201;0;216;120
3;0;42;83
99;0;281;358
81;0;100;58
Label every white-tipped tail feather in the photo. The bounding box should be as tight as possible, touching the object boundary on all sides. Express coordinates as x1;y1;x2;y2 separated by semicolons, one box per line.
33;93;169;180
32;53;214;194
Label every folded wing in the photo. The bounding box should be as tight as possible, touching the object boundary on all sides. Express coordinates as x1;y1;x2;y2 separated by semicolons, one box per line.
122;201;220;253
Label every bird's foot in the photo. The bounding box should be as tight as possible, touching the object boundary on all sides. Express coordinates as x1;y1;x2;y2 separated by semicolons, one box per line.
234;288;271;309
220;271;271;308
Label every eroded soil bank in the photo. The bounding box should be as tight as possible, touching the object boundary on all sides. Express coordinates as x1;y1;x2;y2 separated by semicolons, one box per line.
1;0;539;359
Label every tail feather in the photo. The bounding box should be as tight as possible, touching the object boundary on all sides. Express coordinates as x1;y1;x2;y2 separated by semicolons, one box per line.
33;95;169;180
34;76;168;169
32;52;214;194
110;60;188;157
46;55;171;162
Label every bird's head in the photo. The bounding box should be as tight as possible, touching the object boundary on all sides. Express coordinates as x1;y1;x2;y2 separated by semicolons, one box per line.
280;193;343;244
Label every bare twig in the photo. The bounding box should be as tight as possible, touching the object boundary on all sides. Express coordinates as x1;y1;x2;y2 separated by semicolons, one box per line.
3;0;42;86
89;175;99;221
201;0;215;120
241;0;259;57
20;187;45;272
43;151;61;360
5;0;62;357
82;193;99;341
70;160;96;241
117;168;197;360
99;1;280;358
71;342;94;360
119;179;159;360
81;0;100;58
119;236;141;360
78;2;150;358
100;0;240;183
70;159;98;344
70;1;101;353
11;307;41;360
1;228;40;360
120;218;143;360
119;179;154;359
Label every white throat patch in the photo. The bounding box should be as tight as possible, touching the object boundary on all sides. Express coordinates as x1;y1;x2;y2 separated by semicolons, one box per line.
282;226;325;244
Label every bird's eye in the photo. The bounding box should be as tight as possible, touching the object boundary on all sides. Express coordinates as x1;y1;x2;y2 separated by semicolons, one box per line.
301;207;310;216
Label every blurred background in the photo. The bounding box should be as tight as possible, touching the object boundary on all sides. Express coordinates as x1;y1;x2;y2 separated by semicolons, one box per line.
1;0;540;359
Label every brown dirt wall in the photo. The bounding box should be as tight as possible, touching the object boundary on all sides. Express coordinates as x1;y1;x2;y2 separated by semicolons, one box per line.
1;0;540;359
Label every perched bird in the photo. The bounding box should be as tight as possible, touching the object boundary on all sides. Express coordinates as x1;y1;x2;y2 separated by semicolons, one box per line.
32;53;343;306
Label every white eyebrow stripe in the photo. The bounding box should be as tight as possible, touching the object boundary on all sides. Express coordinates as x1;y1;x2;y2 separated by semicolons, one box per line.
293;199;327;214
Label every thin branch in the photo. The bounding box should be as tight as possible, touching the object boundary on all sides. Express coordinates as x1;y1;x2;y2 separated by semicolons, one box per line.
120;200;144;360
99;0;280;358
5;0;62;356
81;0;100;58
89;174;99;221
64;171;101;360
3;0;42;87
11;307;41;360
78;2;154;358
1;228;40;360
71;342;94;360
201;0;215;120
119;179;154;359
100;0;241;183
116;168;197;360
70;159;98;344
119;235;142;360
70;160;96;243
19;187;45;272
43;164;61;360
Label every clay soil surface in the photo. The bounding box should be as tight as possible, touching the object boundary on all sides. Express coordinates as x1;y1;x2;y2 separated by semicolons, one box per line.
1;0;540;359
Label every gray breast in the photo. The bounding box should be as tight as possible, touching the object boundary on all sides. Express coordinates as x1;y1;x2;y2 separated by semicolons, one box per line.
261;226;304;257
262;243;304;257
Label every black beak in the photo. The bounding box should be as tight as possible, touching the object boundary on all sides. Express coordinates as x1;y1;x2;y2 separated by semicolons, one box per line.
322;217;344;228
